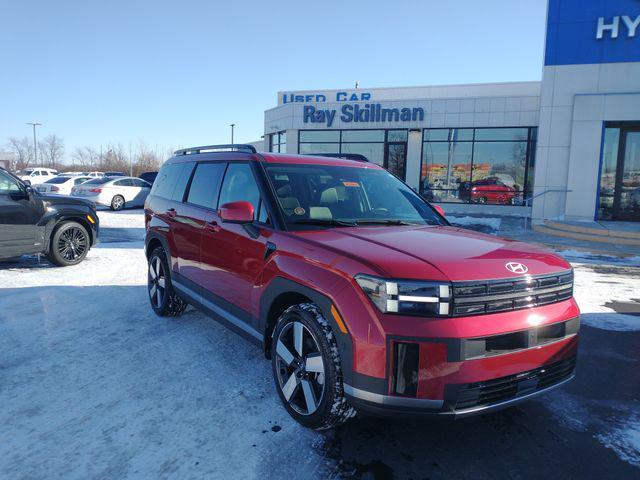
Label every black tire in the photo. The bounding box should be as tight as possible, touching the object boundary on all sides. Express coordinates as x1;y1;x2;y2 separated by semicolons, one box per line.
478;196;487;204
271;303;355;430
46;221;90;266
111;195;125;211
147;247;187;317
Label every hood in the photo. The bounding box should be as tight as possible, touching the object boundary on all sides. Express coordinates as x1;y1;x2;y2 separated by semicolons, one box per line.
37;192;95;209
294;225;570;282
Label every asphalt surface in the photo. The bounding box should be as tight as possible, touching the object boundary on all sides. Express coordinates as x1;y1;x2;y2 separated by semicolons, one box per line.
320;323;640;479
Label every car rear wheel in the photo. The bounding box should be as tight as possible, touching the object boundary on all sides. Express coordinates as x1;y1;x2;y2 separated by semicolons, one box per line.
147;247;187;317
271;303;355;430
111;195;125;211
478;196;487;204
47;221;90;266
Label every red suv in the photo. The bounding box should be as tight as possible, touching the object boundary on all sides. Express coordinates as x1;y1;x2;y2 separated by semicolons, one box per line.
144;144;579;429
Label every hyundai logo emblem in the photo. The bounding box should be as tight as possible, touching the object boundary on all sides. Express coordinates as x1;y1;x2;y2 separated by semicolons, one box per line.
505;262;528;274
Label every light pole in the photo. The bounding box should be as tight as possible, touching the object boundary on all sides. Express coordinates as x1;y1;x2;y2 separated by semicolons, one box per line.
230;123;235;144
26;122;42;165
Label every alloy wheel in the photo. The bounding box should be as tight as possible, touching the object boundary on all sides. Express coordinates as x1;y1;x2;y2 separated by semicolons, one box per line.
148;256;166;308
57;227;88;261
113;196;124;209
275;321;325;415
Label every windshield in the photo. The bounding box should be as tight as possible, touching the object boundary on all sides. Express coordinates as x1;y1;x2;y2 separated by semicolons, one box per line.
264;163;446;230
17;169;34;175
45;177;69;184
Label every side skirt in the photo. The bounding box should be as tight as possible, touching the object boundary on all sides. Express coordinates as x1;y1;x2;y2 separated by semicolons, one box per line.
172;279;263;347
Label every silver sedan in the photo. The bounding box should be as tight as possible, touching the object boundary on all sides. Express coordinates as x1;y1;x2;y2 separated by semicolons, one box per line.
72;176;152;210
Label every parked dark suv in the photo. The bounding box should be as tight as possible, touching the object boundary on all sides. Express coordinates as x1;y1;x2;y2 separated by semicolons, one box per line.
0;167;99;265
144;144;579;429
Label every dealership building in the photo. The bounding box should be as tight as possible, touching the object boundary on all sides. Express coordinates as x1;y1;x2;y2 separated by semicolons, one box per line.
261;0;640;224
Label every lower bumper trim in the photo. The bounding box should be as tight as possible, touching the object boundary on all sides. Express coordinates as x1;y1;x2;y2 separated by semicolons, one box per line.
343;373;574;418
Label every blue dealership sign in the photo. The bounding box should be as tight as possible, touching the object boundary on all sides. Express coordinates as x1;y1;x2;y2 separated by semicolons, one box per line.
545;0;640;65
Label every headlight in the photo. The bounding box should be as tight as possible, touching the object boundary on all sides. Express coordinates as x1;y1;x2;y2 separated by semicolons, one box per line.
355;274;451;316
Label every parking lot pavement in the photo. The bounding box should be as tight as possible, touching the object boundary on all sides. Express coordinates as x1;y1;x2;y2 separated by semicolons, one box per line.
1;209;639;479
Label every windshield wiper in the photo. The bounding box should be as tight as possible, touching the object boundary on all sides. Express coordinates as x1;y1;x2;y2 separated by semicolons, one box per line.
291;219;356;227
355;219;417;226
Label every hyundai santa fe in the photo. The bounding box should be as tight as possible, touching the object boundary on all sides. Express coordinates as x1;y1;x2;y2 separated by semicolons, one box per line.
144;144;579;429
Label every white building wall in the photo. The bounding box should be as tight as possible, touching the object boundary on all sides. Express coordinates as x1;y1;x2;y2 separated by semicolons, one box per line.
533;62;640;222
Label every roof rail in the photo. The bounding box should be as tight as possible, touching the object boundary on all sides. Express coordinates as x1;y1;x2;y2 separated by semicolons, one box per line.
174;144;257;156
308;153;369;162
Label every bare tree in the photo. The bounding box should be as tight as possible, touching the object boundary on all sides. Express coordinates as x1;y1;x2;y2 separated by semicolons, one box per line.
71;146;99;169
7;136;34;169
39;134;65;168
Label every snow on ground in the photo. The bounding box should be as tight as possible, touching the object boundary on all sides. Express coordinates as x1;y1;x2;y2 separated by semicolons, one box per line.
2;209;640;476
1;210;329;479
571;262;640;332
447;215;502;231
557;249;640;267
596;417;640;468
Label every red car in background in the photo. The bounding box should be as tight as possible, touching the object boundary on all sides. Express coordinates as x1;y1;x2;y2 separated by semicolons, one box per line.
145;145;579;429
469;178;519;204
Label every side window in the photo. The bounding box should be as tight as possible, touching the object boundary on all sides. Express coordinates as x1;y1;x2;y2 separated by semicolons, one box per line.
0;170;21;194
257;200;270;224
113;179;130;186
219;163;261;218
33;171;40;176
170;163;194;201
151;163;183;199
132;178;150;188
186;162;225;209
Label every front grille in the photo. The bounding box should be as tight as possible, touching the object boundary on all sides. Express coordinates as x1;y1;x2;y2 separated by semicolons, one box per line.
448;356;576;411
451;270;573;316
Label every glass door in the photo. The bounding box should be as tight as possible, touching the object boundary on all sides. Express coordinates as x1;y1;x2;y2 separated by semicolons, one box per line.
386;143;407;180
613;128;640;221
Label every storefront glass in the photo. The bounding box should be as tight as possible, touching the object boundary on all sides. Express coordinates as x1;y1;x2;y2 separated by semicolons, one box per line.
421;127;537;206
298;129;408;179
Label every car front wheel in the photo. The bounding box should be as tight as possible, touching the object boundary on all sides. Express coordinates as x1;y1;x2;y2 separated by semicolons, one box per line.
47;221;90;266
271;303;355;429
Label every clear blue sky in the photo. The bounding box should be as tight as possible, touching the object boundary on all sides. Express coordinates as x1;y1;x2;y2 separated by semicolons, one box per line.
0;0;547;161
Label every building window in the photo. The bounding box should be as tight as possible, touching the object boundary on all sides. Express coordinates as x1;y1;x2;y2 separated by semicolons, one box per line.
597;124;640;221
298;129;408;179
270;131;286;153
420;127;537;206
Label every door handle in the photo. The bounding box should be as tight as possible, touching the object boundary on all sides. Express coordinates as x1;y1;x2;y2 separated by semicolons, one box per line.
166;208;177;218
204;220;220;232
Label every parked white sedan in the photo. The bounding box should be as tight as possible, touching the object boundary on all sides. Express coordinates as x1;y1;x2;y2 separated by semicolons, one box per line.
71;176;152;210
34;176;92;195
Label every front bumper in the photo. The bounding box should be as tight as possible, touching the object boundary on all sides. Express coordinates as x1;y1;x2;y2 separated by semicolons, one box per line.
345;353;576;417
342;315;579;418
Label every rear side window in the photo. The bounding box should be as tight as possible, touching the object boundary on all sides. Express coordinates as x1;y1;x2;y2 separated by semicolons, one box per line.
186;162;226;209
45;177;69;184
113;179;132;186
152;163;190;200
85;178;109;185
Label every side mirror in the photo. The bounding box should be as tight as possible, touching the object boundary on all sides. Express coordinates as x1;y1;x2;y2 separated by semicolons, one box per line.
433;204;445;218
219;201;254;224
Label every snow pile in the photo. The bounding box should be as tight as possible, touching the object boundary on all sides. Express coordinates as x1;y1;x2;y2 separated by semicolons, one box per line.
571;263;640;331
447;216;502;231
559;249;640;267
